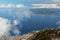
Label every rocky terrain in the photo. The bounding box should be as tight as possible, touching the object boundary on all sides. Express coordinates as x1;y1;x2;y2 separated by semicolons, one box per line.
31;28;60;40
1;28;60;40
1;33;34;40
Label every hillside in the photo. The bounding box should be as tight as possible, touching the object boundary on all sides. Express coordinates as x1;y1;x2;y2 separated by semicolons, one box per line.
31;28;60;40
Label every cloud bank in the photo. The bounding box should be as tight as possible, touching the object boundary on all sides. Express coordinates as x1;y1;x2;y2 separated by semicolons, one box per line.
0;4;24;8
32;4;60;8
52;0;60;2
0;17;11;37
52;0;60;5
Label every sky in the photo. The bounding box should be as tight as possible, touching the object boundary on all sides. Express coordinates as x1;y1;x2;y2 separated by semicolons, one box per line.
0;0;59;8
0;0;56;5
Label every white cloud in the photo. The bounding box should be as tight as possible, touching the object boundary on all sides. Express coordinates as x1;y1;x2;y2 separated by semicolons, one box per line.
16;4;24;8
0;4;24;8
23;10;31;18
56;21;60;25
0;17;11;37
32;4;60;8
12;20;22;36
52;0;60;2
16;8;31;21
13;20;18;25
0;5;5;8
13;28;20;35
6;4;14;8
51;0;60;5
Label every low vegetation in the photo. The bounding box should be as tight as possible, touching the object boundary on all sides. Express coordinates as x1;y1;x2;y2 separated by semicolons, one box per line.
31;28;60;40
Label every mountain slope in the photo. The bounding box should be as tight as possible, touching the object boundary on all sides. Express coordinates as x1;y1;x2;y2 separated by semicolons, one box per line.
31;28;60;40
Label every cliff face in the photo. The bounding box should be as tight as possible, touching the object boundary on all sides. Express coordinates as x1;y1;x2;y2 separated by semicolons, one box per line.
31;28;60;40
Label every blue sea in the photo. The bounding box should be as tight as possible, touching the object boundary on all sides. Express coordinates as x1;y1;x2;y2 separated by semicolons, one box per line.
0;8;60;36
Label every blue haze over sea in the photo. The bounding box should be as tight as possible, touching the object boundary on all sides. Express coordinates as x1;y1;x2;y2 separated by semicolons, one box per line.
0;8;60;36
